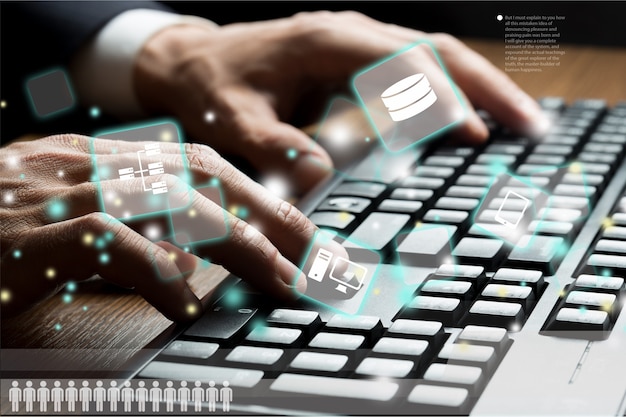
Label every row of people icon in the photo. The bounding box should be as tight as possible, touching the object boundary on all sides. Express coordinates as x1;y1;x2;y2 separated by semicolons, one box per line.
8;379;233;413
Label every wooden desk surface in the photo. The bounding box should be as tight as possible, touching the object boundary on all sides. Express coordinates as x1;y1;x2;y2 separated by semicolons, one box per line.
2;39;626;374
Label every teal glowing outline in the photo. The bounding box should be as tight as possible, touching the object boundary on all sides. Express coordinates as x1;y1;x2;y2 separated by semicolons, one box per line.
350;40;469;154
90;119;192;222
293;229;383;316
24;67;76;119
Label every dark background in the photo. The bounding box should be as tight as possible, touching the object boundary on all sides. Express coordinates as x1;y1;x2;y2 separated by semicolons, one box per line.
2;1;625;144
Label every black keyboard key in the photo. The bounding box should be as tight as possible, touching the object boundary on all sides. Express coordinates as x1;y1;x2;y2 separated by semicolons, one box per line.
245;326;304;347
419;279;475;302
452;237;505;269
378;199;424;214
266;309;322;337
161;340;219;360
434;264;488;289
423;363;485;396
396;225;458;267
225;346;285;368
331;182;386;198
574;275;624;292
184;307;257;343
466;300;524;330
390;188;434;201
446;185;488;199
401;176;446;190
345;212;410;252
386;319;446;347
481;284;535;312
423;209;469;225
507;235;565;273
355;357;415;378
325;314;384;344
139;362;264;388
318;197;371;214
309;211;355;230
456;325;510;354
492;268;544;294
406;384;471;415
289;351;349;373
552;307;610;331
403;296;464;327
435;197;479;211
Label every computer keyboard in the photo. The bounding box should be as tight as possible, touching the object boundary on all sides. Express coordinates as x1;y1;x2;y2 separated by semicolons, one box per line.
135;98;626;415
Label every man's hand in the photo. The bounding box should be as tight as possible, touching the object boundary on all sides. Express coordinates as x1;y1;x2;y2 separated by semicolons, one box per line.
0;135;320;321
134;11;548;194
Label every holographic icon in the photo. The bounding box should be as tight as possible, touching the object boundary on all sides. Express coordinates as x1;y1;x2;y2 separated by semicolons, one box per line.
495;190;530;229
117;143;168;195
329;257;368;294
380;73;437;122
26;68;75;118
308;248;333;282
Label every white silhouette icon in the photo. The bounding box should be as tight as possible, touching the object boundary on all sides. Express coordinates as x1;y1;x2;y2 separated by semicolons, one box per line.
178;381;191;413
164;381;176;412
150;381;162;412
9;381;21;412
118;143;168;195
380;73;437;122
135;380;148;413
24;381;36;413
329;257;368;294
220;381;233;412
108;380;120;412
66;381;78;413
94;380;106;412
79;381;92;412
495;190;531;229
192;381;204;412
207;381;218;412
37;381;50;413
307;248;333;282
51;381;64;412
121;381;134;412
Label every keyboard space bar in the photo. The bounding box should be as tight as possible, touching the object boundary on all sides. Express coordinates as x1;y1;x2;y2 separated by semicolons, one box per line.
270;373;398;401
139;361;263;388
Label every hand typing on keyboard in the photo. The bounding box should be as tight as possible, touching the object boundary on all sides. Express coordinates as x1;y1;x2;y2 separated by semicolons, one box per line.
0;135;333;321
133;10;550;195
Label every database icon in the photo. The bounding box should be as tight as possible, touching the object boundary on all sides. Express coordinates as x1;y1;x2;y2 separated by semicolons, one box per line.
380;73;437;122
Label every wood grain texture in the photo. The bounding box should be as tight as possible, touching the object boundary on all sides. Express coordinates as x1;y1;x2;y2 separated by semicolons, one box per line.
2;39;625;374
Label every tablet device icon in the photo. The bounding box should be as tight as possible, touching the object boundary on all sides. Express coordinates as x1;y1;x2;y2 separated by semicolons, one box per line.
495;190;530;229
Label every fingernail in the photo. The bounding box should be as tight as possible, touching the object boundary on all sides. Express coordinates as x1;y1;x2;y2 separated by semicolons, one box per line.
277;254;307;294
517;93;551;137
291;153;333;192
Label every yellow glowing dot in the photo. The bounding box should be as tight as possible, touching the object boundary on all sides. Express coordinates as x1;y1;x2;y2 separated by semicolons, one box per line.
601;302;613;312
186;303;198;315
160;130;173;142
46;268;56;279
72;138;79;145
82;233;94;246
559;289;566;297
167;251;178;262
114;198;123;207
569;163;581;174
415;221;423;228
0;289;10;302
338;212;351;222
229;205;239;216
498;287;508;297
188;208;197;218
373;288;381;296
0;100;6;109
602;218;614;229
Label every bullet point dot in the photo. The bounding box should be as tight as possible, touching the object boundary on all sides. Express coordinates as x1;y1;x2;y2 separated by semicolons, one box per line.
497;14;503;21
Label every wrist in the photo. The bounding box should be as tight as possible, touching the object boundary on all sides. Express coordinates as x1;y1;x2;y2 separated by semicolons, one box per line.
134;24;218;114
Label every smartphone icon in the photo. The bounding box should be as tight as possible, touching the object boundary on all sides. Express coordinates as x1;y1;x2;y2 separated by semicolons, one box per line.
495;190;530;229
307;248;333;282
